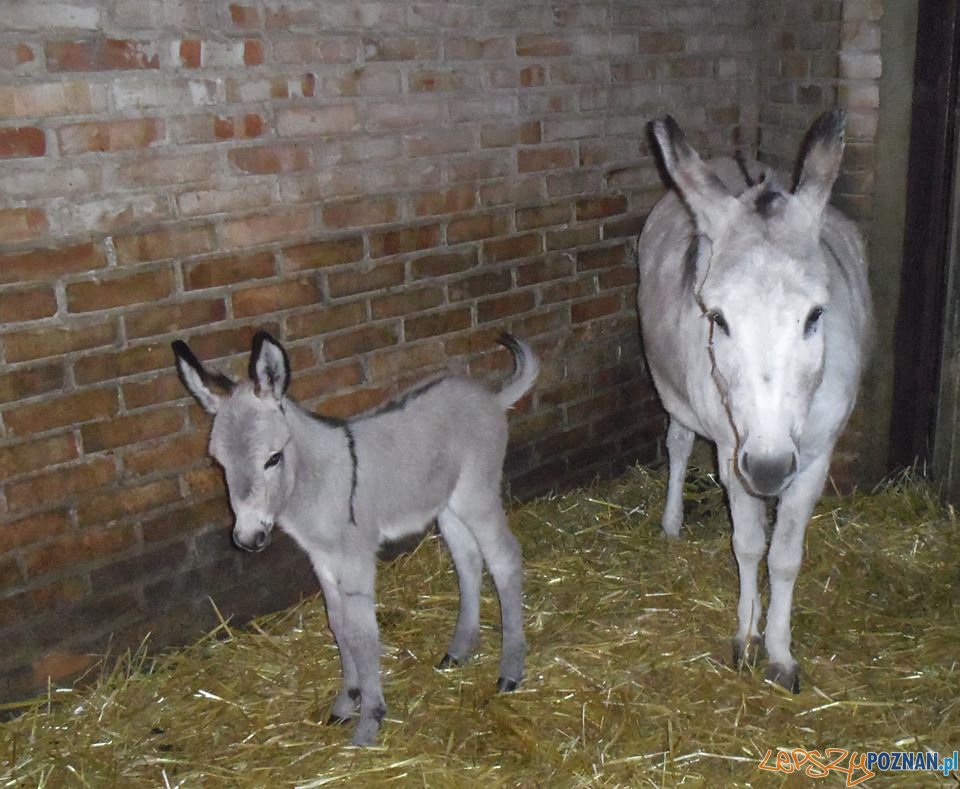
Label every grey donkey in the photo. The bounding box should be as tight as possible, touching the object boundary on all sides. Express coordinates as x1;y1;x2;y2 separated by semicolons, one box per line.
172;331;538;745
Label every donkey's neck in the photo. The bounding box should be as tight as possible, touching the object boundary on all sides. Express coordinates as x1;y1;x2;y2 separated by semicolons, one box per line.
276;402;355;542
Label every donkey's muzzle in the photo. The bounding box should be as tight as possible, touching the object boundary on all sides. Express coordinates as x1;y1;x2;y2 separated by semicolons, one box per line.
739;449;798;497
232;524;272;553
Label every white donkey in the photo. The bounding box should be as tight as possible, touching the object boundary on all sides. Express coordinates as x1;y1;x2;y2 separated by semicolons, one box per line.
172;331;538;745
638;111;873;691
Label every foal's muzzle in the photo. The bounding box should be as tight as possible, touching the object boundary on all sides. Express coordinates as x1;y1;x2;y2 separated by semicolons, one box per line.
738;447;799;497
232;521;273;553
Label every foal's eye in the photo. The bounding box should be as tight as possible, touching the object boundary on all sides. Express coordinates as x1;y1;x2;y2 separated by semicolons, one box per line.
803;306;824;338
707;310;730;336
264;452;283;470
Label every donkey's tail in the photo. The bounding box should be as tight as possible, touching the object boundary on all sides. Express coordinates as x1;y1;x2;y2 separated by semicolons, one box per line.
495;333;539;408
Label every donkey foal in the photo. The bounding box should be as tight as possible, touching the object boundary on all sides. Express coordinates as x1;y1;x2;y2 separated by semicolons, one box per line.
172;331;538;745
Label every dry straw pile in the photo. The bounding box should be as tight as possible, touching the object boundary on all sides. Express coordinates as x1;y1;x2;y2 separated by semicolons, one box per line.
2;466;958;787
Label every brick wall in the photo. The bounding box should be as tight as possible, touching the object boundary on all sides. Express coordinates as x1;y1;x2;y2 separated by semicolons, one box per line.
0;0;876;703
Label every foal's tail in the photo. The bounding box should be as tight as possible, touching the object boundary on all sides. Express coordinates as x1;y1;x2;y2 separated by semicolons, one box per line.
495;333;539;408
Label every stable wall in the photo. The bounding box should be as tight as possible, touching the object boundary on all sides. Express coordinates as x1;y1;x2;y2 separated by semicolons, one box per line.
0;0;884;703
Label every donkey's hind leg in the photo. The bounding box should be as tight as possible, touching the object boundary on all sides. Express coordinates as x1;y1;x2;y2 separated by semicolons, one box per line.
663;418;695;538
436;508;483;668
446;494;525;692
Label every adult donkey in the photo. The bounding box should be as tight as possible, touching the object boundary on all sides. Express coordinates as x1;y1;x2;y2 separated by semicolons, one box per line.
637;111;872;692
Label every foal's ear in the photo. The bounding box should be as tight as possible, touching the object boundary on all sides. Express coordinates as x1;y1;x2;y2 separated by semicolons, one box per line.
249;331;290;400
649;115;740;238
172;340;235;415
793;110;845;222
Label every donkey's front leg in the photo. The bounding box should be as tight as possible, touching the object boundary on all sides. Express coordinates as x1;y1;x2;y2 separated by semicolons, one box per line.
721;456;768;669
765;453;831;693
314;565;361;724
337;556;387;746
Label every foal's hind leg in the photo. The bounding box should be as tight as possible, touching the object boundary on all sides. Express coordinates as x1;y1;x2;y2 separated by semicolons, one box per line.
663;419;695;538
448;494;526;691
436;508;483;668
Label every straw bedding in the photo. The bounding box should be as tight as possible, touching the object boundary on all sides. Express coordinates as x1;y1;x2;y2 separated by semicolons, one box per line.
2;465;958;787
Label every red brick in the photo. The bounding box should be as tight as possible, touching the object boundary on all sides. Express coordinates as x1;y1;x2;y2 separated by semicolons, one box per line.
637;32;685;53
371;286;444;320
327;261;405;298
122;372;185;410
518;146;575;172
322;197;398;229
73;342;175;385
127;298;228;340
598;265;637;290
66;267;175;313
516;35;573;56
577;244;628;271
517;255;576;287
179;39;201;67
367;342;446;383
478;291;535;323
323;323;399;360
0;284;57;322
289;360;364;400
286;301;367;340
221;208;314;248
187;323;280;362
0;433;78;479
576;196;627;221
572;294;623;323
0;126;45;158
80;407;184;453
123;431;209;477
483;233;542;263
603;215;645;239
410;249;478;279
0;363;65;404
4;388;118;437
317;387;390;418
0;243;106;285
76;478;181;528
0;207;48;243
245;38;264;65
2;318;117;362
0;81;106;119
232;277;322;317
117;152;218;188
282;237;364;272
22;523;135;579
404;308;471;341
547;225;601;251
361;36;439;61
229;143;312;174
6;457;116;513
516;203;571;230
413;186;477;217
57;118;163;154
447;211;510;244
369;224;441;257
0;510;72;556
185;251;276;290
448;270;513;302
481;121;542;149
229;4;260;28
46;39;160;72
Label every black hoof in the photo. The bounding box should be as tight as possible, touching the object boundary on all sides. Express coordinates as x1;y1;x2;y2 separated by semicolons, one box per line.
732;636;764;669
496;676;520;693
327;713;350;726
437;653;461;670
765;663;801;694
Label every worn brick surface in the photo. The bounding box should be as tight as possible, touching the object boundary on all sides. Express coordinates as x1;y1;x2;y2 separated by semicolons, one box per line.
0;0;882;703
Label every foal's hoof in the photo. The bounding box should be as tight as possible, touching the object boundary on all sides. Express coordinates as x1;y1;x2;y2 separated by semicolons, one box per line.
496;676;520;693
437;653;461;670
765;662;801;694
731;636;764;669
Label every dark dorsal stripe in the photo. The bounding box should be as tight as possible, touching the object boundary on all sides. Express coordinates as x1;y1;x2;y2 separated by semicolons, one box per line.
734;151;756;188
821;237;852;288
754;186;785;218
682;234;700;292
343;423;358;527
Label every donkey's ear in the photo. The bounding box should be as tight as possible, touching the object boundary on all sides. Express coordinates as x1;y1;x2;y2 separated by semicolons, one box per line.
649;115;740;238
793;110;845;222
249;331;290;400
172;340;234;415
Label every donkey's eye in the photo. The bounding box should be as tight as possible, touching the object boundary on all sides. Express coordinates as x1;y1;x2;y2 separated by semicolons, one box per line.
707;310;729;336
803;306;824;338
264;452;283;470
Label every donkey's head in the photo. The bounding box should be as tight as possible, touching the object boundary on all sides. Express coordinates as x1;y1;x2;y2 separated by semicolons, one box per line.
173;332;295;552
651;112;846;496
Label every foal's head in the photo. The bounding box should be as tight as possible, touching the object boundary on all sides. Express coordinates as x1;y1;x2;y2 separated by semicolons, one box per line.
651;112;846;496
173;332;295;552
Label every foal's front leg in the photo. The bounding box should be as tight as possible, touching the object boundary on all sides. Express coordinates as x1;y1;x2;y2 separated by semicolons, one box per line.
313;563;361;724
765;453;831;693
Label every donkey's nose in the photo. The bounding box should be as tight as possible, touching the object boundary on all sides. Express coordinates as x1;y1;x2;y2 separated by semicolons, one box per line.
739;450;798;497
232;527;271;553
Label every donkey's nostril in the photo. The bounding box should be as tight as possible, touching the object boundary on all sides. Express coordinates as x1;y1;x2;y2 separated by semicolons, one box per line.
255;530;268;548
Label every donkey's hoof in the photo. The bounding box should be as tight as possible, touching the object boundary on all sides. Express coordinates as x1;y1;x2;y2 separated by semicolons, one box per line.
437;653;461;670
496;676;520;693
765;662;801;694
732;636;764;669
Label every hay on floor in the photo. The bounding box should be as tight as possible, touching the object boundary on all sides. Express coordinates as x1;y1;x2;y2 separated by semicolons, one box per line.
2;466;958;787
